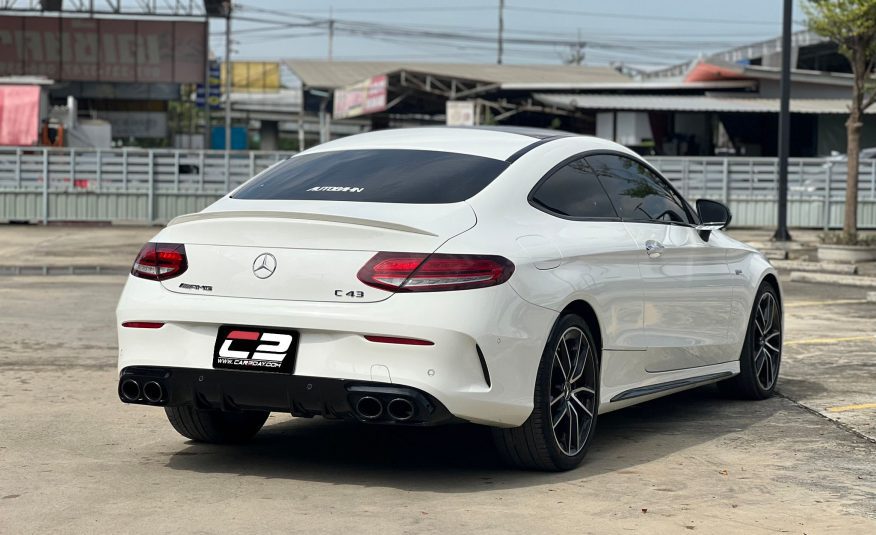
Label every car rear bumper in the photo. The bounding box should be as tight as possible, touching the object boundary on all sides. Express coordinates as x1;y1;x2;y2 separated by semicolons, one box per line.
118;366;455;426
116;275;558;427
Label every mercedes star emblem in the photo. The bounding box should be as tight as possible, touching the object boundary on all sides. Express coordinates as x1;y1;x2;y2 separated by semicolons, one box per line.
252;253;277;279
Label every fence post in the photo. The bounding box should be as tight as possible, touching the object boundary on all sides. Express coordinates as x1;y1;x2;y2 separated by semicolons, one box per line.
69;148;76;191
15;147;21;189
722;158;730;204
249;151;255;179
42;149;49;225
823;163;833;231
199;150;206;192
224;150;231;193
95;150;102;192
122;149;128;190
174;150;181;192
148;150;155;224
682;159;690;198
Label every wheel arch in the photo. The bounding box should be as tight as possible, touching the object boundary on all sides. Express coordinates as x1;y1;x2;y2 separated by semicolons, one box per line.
757;270;784;311
558;299;603;359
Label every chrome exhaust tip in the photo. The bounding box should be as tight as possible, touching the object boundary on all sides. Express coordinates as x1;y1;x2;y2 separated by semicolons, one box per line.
142;381;163;403
121;379;140;401
386;398;415;422
355;396;383;420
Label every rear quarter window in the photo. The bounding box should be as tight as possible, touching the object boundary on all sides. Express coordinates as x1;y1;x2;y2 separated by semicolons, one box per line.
232;149;510;203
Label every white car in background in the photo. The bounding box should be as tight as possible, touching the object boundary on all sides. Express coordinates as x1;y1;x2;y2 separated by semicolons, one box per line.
116;127;782;471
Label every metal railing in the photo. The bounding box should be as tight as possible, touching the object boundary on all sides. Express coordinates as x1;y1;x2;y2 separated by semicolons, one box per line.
1;148;875;228
649;156;876;229
0;147;295;224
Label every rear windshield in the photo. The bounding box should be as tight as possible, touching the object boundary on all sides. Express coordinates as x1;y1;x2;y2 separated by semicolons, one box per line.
232;149;509;203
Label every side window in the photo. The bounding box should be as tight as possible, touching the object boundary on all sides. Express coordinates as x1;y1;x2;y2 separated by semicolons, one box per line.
587;154;691;224
530;157;618;219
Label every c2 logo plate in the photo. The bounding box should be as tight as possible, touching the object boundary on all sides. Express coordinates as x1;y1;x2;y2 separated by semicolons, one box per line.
212;325;298;374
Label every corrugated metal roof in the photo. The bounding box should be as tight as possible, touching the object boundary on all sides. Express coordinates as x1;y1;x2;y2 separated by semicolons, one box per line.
534;94;874;114
283;60;631;89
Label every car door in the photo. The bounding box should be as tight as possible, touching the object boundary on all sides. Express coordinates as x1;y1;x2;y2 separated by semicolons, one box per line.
525;156;645;352
586;153;734;372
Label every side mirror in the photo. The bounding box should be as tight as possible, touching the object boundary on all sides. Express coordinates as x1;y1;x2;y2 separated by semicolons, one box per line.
695;199;732;240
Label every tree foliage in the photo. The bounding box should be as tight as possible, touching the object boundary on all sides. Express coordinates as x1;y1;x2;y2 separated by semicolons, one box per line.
804;0;876;238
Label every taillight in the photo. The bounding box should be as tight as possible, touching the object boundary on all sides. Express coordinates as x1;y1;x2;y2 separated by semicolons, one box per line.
357;252;514;292
131;243;188;281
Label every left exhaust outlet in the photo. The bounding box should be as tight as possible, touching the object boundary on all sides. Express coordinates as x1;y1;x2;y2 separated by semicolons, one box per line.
120;379;140;401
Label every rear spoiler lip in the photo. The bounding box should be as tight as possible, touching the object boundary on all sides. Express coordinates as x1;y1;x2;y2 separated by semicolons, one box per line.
167;210;438;237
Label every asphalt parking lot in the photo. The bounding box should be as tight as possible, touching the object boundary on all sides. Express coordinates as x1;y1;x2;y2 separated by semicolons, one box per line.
1;226;875;533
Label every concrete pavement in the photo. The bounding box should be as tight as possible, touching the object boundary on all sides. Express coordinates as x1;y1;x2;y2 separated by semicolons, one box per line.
0;226;874;533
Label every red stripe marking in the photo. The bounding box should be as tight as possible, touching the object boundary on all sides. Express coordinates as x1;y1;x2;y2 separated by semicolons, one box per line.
227;330;259;340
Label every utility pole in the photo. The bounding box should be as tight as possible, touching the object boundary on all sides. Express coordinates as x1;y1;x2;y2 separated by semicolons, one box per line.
328;7;334;61
224;4;232;153
497;0;504;65
774;0;792;241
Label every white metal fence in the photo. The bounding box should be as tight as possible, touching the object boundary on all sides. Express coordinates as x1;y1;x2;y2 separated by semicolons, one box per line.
0;147;294;224
1;148;875;228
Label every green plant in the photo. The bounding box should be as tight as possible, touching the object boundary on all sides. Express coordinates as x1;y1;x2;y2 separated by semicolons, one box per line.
804;0;876;236
818;231;876;246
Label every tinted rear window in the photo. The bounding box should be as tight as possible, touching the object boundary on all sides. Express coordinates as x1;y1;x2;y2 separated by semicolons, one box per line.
232;149;510;203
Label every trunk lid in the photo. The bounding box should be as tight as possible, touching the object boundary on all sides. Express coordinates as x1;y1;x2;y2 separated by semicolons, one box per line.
156;201;476;303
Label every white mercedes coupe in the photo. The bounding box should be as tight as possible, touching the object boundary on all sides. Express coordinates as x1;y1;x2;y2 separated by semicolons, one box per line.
117;127;782;471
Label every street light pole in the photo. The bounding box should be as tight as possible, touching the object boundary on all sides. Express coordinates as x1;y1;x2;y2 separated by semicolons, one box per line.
774;0;792;241
497;0;504;65
224;4;232;153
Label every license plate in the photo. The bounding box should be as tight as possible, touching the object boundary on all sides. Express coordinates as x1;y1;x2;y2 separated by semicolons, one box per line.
213;325;298;373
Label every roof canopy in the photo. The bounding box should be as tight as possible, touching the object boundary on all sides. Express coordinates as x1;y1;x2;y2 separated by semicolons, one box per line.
534;94;875;115
284;60;631;90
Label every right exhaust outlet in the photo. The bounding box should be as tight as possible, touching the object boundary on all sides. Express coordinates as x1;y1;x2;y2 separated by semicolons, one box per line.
386;398;415;422
142;381;163;403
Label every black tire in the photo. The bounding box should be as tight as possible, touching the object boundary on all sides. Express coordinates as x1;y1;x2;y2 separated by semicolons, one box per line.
492;314;600;471
718;282;782;400
164;405;269;443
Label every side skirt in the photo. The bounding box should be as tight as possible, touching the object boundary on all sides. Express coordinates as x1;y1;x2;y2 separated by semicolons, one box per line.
609;371;734;402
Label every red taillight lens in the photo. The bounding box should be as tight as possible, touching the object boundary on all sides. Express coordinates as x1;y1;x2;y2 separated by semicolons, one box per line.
121;321;165;329
131;243;188;281
364;335;434;346
357;252;514;292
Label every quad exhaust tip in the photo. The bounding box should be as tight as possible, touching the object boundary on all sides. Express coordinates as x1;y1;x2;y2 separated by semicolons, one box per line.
142;381;163;403
121;379;140;401
355;396;383;419
386;398;415;422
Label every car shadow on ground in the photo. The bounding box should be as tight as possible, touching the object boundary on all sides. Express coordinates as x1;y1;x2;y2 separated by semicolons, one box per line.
164;385;786;492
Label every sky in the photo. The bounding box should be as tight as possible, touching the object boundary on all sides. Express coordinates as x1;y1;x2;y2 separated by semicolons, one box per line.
209;0;809;71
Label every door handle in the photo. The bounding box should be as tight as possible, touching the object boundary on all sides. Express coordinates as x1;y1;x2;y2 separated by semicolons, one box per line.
645;240;664;258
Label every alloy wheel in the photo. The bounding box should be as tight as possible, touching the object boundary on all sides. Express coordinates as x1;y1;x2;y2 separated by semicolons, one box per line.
549;327;597;457
753;291;782;390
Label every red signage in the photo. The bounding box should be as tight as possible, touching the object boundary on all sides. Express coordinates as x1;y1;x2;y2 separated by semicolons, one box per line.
0;16;206;83
0;85;40;145
333;75;388;119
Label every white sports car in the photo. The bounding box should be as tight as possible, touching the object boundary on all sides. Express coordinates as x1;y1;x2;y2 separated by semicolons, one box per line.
117;127;782;471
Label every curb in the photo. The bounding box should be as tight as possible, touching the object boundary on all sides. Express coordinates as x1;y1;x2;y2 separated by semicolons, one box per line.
771;260;858;275
790;271;876;288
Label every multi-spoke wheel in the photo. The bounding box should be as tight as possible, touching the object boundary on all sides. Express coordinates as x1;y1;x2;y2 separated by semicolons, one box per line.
492;314;600;471
719;282;783;399
549;327;597;457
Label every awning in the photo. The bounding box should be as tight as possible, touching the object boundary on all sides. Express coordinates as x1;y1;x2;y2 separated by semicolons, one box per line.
534;94;873;114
